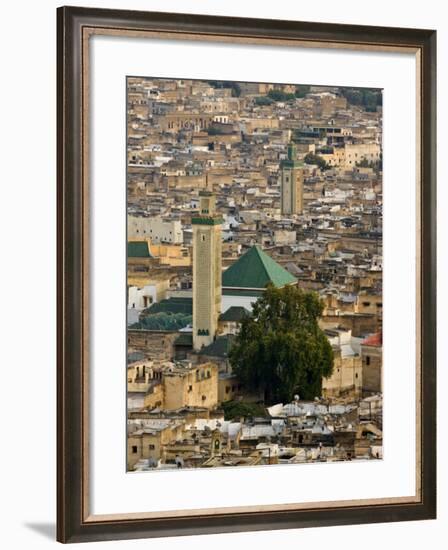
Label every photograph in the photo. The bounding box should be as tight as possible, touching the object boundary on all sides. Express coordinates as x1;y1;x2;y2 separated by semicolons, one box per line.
1;0;442;546
126;77;383;472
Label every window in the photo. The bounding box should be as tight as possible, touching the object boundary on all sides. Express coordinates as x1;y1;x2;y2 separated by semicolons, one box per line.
355;373;359;379
366;356;371;366
201;234;206;242
188;385;193;392
132;446;138;454
202;395;206;401
148;444;155;450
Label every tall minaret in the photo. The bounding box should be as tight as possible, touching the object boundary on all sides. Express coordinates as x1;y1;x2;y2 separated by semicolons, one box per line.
192;191;222;350
280;142;304;215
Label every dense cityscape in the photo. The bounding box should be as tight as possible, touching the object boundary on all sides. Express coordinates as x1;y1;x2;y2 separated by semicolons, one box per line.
126;77;383;471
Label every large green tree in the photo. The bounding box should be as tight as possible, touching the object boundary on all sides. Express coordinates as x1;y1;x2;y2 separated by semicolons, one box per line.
229;284;334;404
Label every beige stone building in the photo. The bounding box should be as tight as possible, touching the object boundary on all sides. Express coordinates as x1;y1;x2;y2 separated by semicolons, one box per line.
129;360;220;412
127;329;178;361
322;329;363;397
127;421;185;470
361;333;382;394
155;112;214;132
163;361;219;410
321;143;381;168
242;117;280;133
149;243;191;267
218;373;242;403
355;292;383;317
323;349;362;397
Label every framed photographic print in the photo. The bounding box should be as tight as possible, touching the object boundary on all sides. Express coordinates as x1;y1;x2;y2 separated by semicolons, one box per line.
57;5;437;543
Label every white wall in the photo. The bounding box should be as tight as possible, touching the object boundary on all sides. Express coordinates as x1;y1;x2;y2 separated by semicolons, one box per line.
222;294;258;313
1;1;446;549
128;216;183;243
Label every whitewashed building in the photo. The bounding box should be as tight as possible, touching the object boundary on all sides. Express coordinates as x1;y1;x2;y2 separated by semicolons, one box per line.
128;216;183;244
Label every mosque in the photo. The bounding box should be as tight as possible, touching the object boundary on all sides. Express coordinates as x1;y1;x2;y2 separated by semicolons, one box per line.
191;190;298;352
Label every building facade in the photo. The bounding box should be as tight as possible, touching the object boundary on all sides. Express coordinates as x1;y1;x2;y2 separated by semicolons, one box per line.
128;215;183;244
361;332;382;394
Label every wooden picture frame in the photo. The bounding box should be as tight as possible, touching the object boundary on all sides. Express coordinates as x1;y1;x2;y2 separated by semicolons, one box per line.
57;5;437;543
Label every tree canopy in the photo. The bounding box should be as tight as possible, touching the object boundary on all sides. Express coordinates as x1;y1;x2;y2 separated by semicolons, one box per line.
339;87;382;112
267;89;296;102
304;152;329;171
294;85;311;98
221;401;267;421
207;81;241;97
229;284;334;404
254;96;274;106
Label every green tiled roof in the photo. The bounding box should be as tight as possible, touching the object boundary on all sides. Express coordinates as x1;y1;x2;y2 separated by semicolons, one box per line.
280;159;303;169
127;351;145;364
219;306;249;322
222;289;263;298
191;216;224;225
199;334;235;358
174;332;193;347
128;241;152;258
222;245;297;289
145;297;192;315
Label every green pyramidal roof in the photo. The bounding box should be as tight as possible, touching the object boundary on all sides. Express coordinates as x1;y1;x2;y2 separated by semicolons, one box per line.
222;245;297;290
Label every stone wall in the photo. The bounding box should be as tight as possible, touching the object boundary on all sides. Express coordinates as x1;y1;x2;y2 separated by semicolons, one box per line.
322;313;377;337
128;330;178;361
361;345;382;394
323;351;362;397
164;363;218;410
